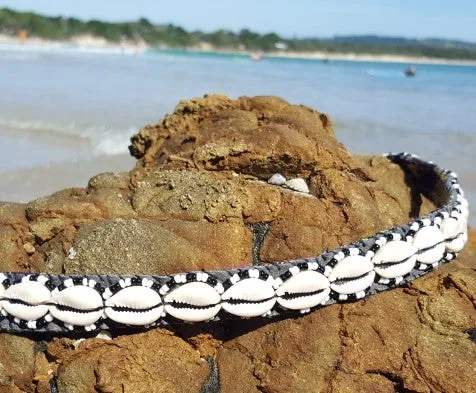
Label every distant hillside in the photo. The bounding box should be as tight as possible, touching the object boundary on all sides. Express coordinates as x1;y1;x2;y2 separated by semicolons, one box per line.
332;35;476;51
1;7;476;60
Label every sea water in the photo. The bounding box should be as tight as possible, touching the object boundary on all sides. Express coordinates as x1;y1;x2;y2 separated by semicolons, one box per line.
0;47;475;224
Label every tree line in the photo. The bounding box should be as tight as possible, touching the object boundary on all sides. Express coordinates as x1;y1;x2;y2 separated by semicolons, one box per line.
1;7;476;60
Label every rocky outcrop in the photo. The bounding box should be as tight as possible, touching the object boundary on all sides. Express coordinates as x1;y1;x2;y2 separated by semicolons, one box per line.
0;95;474;393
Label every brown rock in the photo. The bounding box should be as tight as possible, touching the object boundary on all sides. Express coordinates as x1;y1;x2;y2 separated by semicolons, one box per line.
241;181;282;223
87;172;131;191
129;95;350;179
26;189;104;243
26;188;102;222
132;170;247;223
218;306;342;393
0;335;36;392
329;372;397;393
33;351;53;393
51;218;251;275
0;203;31;271
0;226;29;272
23;243;35;255
0;95;474;393
52;330;209;393
88;188;137;218
0;203;28;227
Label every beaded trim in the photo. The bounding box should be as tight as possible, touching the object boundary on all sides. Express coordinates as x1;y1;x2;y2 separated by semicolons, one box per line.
0;153;469;333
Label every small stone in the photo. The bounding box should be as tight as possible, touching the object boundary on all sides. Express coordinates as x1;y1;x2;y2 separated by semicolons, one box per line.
67;248;77;260
23;243;36;254
283;178;310;194
95;330;112;340
73;338;85;349
268;173;287;186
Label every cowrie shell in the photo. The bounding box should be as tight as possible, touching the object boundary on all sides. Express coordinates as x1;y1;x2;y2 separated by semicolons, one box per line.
372;241;417;279
164;282;221;322
105;286;163;326
276;270;330;310
221;278;275;317
329;255;375;295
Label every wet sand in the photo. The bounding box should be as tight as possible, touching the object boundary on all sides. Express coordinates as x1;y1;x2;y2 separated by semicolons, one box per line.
0;154;135;203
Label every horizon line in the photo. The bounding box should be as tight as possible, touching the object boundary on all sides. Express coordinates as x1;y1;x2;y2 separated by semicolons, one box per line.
2;6;475;46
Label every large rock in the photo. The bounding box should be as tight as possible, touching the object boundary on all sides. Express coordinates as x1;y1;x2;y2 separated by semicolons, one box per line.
0;95;473;393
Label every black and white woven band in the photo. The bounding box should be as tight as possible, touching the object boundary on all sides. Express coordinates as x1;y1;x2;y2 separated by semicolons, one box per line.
0;152;469;333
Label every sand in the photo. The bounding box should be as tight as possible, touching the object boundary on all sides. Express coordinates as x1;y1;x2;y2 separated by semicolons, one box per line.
1;33;475;66
0;153;135;203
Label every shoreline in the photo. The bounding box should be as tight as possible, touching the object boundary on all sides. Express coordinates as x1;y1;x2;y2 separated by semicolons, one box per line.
1;34;476;66
0;153;135;203
264;50;476;66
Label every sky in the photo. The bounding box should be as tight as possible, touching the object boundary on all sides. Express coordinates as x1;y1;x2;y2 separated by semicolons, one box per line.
1;0;475;42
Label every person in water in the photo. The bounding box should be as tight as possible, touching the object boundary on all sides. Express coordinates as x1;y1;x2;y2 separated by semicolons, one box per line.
405;65;416;77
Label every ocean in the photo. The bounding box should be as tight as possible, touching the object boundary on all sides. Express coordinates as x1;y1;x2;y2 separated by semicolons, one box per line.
0;47;475;224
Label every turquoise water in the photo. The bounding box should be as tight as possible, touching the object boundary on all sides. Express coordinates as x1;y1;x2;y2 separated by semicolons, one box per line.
0;47;475;222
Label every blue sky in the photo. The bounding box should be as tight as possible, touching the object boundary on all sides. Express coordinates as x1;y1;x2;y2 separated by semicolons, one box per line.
1;0;475;42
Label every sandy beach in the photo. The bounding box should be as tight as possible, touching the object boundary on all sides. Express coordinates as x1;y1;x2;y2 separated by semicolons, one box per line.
266;50;476;66
0;33;147;55
1;33;476;66
0;153;135;203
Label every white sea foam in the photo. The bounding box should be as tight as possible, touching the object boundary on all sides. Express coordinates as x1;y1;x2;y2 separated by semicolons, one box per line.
0;117;80;136
92;128;136;156
0;117;135;157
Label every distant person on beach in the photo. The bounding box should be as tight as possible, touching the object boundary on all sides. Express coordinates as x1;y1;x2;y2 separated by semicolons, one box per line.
405;65;416;77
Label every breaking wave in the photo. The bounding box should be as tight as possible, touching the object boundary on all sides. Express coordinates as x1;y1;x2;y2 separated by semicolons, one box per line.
0;117;136;156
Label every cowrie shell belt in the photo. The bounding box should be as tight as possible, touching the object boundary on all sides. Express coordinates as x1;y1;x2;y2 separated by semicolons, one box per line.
0;153;469;333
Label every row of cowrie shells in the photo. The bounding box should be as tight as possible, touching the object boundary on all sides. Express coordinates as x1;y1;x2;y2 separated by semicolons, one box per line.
0;210;467;329
272;215;467;307
0;154;468;331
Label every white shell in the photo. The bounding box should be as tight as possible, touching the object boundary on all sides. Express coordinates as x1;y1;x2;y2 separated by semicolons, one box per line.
372;241;417;279
221;278;276;317
330;272;376;295
329;255;375;295
268;173;286;186
441;217;465;253
328;255;373;281
52;285;103;310
276;270;330;310
105;286;163;325
441;218;461;240
3;304;49;321
446;235;465;253
457;214;468;232
1;281;50;321
105;286;161;309
284;178;309;193
221;299;276;318
3;281;50;305
413;226;445;264
49;307;103;326
104;308;164;326
164;304;221;322
164;282;221;322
